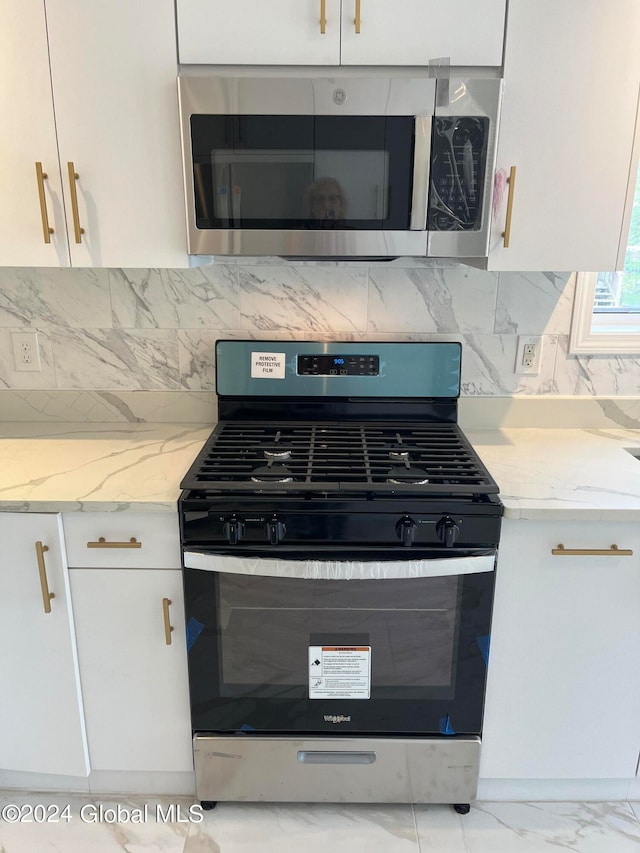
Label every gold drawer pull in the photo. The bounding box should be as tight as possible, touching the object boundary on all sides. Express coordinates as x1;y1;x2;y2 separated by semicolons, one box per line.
354;0;361;32
552;543;633;557
320;0;327;33
162;598;174;646
35;162;54;243
67;161;85;243
87;537;142;549
35;541;55;614
501;165;517;248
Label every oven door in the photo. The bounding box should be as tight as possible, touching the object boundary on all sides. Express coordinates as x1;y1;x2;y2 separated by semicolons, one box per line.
182;549;496;737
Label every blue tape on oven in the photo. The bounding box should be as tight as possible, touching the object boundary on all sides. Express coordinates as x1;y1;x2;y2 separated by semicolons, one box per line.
439;714;456;736
476;634;490;667
185;617;205;652
239;723;256;732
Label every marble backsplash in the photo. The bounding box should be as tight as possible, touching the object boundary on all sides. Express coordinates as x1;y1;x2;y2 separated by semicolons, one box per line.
0;260;638;423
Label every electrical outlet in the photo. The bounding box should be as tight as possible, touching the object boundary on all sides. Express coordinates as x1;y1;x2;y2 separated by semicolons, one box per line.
515;335;542;375
12;332;42;372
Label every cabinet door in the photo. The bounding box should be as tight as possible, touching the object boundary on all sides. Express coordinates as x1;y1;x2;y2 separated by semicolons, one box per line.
0;514;88;776
45;0;188;268
177;0;341;65
489;0;640;271
481;519;640;780
69;569;193;773
0;1;70;266
340;0;506;66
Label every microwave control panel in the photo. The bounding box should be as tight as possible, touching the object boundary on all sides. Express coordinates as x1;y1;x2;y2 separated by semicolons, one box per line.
428;116;489;232
298;354;379;376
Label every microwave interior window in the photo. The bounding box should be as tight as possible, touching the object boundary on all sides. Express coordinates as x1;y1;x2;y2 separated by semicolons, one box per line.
190;115;414;231
211;150;390;224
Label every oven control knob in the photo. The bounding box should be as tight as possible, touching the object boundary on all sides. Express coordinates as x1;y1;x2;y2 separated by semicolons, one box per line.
267;518;286;545
437;516;460;548
223;517;245;545
396;516;417;547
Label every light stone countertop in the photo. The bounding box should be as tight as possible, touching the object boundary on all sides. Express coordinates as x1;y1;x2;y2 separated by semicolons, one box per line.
0;422;212;513
467;427;640;520
0;423;639;519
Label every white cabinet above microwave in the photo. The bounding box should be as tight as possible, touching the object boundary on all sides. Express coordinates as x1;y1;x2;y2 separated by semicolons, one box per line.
176;0;507;67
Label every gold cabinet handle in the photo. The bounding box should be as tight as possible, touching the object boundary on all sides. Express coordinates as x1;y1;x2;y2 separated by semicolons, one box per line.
354;0;361;32
67;161;85;243
501;166;516;248
552;543;633;557
35;541;55;614
87;537;142;549
35;162;54;244
162;598;174;645
320;0;327;33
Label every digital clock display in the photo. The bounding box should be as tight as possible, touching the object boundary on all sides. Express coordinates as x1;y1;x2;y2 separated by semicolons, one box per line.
297;354;380;376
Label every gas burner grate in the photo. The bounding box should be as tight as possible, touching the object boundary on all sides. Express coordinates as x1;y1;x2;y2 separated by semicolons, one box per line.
180;421;499;496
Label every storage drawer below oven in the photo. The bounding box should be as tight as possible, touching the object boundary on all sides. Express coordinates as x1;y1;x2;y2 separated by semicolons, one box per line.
193;734;480;804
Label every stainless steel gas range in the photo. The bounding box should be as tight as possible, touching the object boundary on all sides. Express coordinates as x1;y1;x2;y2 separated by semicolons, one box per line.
178;340;502;812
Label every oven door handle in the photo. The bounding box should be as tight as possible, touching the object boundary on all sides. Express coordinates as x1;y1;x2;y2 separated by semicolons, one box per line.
183;551;495;579
409;115;432;231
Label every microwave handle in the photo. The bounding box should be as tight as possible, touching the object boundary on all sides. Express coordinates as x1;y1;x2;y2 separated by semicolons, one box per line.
410;116;432;231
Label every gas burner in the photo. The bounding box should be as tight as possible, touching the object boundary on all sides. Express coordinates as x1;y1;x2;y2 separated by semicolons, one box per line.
386;466;430;485
388;445;421;461
261;444;294;460
250;465;294;484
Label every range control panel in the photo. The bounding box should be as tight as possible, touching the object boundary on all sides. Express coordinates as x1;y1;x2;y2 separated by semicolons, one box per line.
297;354;380;376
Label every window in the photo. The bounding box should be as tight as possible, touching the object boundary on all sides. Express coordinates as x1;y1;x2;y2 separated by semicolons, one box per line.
570;135;640;354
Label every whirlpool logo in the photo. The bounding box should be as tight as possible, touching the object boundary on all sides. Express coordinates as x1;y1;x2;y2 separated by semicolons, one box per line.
324;715;351;723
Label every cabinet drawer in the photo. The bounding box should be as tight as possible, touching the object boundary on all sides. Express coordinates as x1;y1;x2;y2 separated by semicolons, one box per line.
62;512;181;569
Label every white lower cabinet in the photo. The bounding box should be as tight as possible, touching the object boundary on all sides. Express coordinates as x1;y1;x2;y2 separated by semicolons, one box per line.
0;513;88;777
69;568;193;773
481;519;640;780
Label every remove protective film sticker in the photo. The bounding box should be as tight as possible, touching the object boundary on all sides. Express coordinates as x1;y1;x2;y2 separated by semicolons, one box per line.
308;645;371;700
250;351;286;379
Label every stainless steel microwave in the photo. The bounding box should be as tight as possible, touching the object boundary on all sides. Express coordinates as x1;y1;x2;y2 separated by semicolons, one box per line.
178;73;502;258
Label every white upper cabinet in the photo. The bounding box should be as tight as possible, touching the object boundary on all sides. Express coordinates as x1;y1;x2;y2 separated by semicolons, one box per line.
0;2;70;266
177;0;342;65
1;0;188;268
489;0;640;271
340;0;506;67
177;0;506;66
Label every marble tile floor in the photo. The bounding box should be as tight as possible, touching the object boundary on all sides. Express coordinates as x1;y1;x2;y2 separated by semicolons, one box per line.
0;794;639;852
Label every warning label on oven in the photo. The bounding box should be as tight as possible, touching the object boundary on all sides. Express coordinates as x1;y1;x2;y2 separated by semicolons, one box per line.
251;352;286;379
308;646;371;699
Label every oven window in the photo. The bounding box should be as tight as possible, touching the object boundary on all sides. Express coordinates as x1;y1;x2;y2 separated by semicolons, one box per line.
216;574;460;700
190;115;414;231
